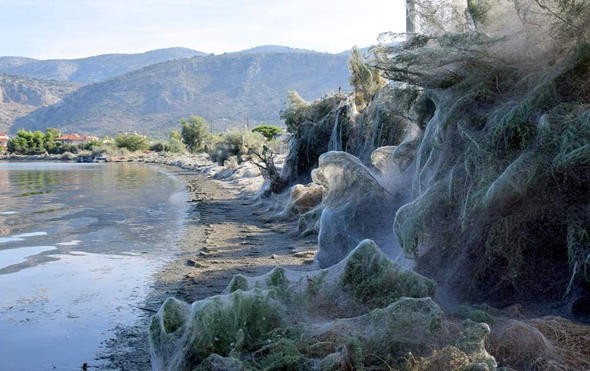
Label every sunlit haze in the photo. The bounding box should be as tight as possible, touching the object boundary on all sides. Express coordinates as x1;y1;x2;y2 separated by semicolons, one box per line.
0;0;406;59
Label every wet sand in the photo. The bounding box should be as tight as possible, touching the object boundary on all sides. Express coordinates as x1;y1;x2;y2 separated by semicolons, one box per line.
103;167;318;369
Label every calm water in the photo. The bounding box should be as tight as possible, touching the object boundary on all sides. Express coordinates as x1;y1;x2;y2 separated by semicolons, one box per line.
0;162;187;371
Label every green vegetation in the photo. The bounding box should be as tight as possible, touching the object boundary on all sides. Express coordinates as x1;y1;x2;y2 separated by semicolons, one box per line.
12;51;350;136
369;2;590;303
180;115;210;153
228;275;249;293
267;267;288;288
252;124;283;141
348;46;384;110
6;128;98;155
280;90;309;133
150;238;500;370
340;240;436;308
7;129;47;155
168;129;185;153
114;133;149;152
210;128;265;164
150;291;287;369
280;92;350;182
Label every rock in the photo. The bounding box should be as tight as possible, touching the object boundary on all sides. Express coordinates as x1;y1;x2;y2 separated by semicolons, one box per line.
186;259;197;266
292;250;316;258
186;259;206;268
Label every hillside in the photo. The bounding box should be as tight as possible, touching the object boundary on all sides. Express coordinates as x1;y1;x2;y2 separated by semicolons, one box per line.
0;74;78;132
0;48;204;84
0;56;37;70
235;45;320;55
13;51;351;136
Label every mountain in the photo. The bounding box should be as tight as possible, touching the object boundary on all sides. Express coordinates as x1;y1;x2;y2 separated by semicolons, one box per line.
236;45;319;55
0;74;78;132
0;56;37;70
0;48;205;84
13;51;351;136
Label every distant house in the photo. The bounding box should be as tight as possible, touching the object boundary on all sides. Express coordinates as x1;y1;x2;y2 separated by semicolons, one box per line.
55;134;98;146
0;132;8;151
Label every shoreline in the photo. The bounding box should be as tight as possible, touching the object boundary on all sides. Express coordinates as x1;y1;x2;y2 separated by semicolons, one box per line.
103;160;318;369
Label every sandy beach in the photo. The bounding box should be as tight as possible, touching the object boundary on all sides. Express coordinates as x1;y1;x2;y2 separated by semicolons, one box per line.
103;164;318;369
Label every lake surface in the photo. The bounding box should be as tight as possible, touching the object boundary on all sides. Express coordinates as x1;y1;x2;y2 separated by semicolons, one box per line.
0;162;187;371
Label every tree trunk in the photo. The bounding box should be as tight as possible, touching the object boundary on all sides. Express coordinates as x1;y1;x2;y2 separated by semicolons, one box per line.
406;0;416;33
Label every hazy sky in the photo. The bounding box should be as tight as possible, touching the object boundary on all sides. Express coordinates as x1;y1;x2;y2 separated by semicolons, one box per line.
0;0;406;60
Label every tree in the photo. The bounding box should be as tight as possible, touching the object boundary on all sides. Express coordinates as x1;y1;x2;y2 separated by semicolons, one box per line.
406;0;416;33
44;128;61;154
249;145;288;195
252;125;283;141
180;116;209;153
348;46;384;110
114;133;149;152
7;129;46;154
168;129;186;153
280;90;309;133
7;133;28;154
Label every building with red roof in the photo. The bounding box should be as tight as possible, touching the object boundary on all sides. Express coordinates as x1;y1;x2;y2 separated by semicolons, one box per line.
55;133;98;146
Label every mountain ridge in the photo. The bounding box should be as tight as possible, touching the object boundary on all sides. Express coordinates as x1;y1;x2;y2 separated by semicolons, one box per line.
0;47;205;84
12;51;351;136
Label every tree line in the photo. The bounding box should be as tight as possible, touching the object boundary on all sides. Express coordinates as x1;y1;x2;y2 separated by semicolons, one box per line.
4;120;284;158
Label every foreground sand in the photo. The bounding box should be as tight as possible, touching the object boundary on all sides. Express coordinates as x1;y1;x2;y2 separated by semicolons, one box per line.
102;166;318;369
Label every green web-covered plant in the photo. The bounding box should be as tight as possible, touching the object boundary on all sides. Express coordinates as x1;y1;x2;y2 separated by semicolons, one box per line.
150;240;496;370
373;1;590;305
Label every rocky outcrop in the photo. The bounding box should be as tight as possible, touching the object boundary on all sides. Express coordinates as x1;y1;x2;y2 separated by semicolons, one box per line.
0;74;77;132
0;74;77;106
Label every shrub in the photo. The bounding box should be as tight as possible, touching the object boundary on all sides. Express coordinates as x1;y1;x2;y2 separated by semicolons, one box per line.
210;129;265;164
114;133;149;152
168;129;186;153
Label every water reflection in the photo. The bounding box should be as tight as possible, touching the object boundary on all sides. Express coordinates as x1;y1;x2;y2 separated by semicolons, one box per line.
0;162;187;370
0;162;186;259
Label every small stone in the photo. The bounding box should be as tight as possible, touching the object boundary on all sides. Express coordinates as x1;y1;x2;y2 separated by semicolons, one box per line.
187;259;198;266
293;250;315;258
186;259;206;268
